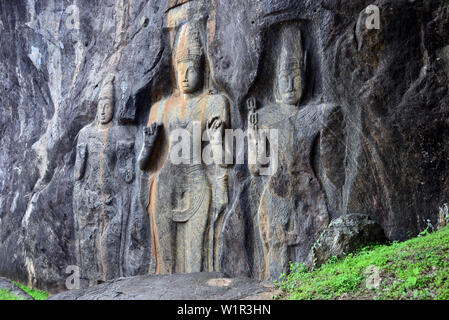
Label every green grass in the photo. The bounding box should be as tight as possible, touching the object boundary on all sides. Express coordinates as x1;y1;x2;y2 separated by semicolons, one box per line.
0;289;24;300
13;282;48;300
277;225;449;300
0;282;48;301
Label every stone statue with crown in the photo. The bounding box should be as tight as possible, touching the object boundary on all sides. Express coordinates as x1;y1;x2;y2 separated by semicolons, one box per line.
137;22;230;274
73;75;138;287
246;24;343;280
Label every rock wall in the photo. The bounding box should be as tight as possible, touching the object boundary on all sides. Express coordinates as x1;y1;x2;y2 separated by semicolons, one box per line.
0;0;448;292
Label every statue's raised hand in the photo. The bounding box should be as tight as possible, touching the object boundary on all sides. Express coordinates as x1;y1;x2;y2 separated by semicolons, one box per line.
139;123;162;170
143;122;163;147
207;116;224;145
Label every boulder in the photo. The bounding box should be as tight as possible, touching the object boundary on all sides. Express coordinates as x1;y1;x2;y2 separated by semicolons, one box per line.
312;214;388;267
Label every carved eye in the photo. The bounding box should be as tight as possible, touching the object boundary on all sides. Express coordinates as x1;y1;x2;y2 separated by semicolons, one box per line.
187;67;198;77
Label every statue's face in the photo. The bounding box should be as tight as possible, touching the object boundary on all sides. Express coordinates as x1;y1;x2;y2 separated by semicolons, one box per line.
177;60;202;94
98;96;113;125
277;69;302;105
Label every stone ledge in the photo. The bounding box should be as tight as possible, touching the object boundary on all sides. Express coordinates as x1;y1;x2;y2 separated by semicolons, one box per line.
49;272;277;300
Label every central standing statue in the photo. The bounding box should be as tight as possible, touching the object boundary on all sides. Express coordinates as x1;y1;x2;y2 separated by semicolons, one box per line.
138;22;230;274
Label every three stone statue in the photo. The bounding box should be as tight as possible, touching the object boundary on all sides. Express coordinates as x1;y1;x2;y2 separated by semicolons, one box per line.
73;21;342;285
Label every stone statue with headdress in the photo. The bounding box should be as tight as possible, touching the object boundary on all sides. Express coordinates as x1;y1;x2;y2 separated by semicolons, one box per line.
73;75;140;287
246;24;339;280
137;22;230;274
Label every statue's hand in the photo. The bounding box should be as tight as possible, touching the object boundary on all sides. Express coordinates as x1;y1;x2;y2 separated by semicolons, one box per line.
207;117;224;145
143;123;162;147
139;123;162;171
246;97;258;128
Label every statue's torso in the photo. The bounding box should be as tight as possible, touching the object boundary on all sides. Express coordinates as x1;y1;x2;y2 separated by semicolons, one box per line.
147;92;228;274
152;92;228;211
253;103;334;279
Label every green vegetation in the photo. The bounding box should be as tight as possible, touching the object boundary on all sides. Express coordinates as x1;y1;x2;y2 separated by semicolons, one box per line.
13;282;48;300
0;289;24;300
277;225;449;300
0;282;48;301
2;227;449;301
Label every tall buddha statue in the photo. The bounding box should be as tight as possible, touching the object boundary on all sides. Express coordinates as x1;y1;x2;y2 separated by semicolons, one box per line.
138;22;230;274
73;76;136;286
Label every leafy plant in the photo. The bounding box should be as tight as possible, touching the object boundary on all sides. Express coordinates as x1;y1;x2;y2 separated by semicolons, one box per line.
0;289;24;301
278;225;449;300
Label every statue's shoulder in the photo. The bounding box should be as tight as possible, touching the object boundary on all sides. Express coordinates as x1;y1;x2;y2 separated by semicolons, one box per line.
202;93;230;123
109;124;135;141
296;102;342;130
148;97;166;113
76;122;96;142
321;103;340;114
148;97;169;122
319;103;342;123
151;97;167;109
206;92;228;105
204;93;229;114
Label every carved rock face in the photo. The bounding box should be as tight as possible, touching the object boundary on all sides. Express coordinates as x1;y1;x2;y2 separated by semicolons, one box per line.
98;96;113;124
117;140;135;184
2;0;448;293
177;60;202;94
277;68;302;106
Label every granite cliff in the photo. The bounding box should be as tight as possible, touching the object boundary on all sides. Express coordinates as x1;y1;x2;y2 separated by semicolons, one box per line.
0;0;448;293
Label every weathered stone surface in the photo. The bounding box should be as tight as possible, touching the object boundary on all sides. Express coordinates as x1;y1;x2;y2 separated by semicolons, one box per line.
0;277;33;300
73;76;149;287
48;273;274;300
136;20;231;276
245;24;336;280
0;0;448;292
312;213;388;267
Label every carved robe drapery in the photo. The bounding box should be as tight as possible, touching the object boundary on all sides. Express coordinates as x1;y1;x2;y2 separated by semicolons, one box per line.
250;103;341;280
73;124;135;285
143;93;229;274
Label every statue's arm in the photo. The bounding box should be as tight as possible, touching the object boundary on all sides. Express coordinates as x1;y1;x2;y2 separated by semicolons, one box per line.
74;142;87;181
138;122;163;171
207;95;230;169
207;95;230;218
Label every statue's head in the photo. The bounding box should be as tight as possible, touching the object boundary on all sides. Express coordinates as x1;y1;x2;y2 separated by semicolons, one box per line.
277;59;303;106
175;23;204;94
97;78;114;125
275;27;304;106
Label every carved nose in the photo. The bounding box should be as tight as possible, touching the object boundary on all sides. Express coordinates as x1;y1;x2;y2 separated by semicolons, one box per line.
287;78;294;92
